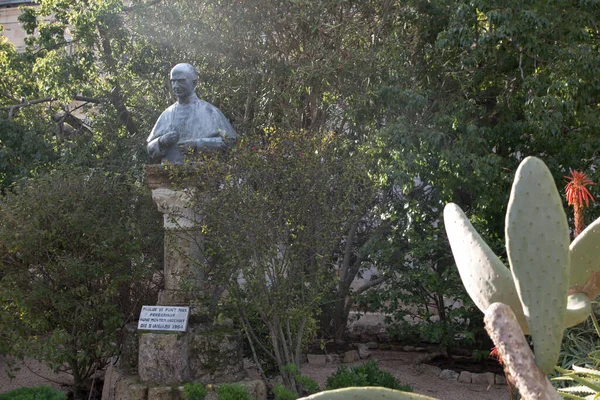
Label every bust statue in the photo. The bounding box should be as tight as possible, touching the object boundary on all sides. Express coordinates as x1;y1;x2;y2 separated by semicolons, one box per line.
146;63;237;163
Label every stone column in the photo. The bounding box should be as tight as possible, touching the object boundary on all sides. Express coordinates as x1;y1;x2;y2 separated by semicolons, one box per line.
135;164;245;386
151;187;203;306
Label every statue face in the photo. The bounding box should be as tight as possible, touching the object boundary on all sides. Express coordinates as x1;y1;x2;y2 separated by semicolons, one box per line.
170;67;195;101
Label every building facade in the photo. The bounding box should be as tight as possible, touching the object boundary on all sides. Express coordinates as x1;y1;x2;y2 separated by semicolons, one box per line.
0;0;34;52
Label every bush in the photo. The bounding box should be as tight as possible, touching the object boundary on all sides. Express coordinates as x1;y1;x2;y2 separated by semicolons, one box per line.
0;386;66;400
184;383;207;400
272;384;296;400
325;360;412;391
0;168;162;397
216;384;254;400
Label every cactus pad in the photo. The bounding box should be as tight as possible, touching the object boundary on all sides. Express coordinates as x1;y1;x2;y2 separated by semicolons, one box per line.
505;156;570;374
298;387;437;400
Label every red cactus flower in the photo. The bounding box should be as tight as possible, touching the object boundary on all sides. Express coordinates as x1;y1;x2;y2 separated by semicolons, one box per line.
565;170;595;237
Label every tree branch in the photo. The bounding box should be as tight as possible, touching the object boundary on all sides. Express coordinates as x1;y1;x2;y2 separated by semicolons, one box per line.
2;95;101;114
353;275;387;296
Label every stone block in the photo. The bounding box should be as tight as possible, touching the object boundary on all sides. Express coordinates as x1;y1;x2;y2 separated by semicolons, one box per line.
171;386;187;400
163;230;203;293
495;374;507;385
357;344;371;359
188;323;246;383
138;332;190;384
342;350;360;363
307;354;327;365
111;375;149;400
365;342;378;349
402;346;415;352
326;354;340;364
471;372;495;385
128;384;150;400
458;371;472;383
438;369;459;381
148;386;173;400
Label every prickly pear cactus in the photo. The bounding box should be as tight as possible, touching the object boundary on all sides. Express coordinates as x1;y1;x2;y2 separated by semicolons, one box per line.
298;387;438;400
505;156;570;373
444;203;529;332
444;156;596;375
569;217;600;299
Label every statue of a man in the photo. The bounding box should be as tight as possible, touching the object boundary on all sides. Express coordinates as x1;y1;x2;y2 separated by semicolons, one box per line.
147;63;237;163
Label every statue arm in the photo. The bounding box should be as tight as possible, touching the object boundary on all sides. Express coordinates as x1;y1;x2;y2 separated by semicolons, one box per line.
180;110;237;151
147;111;178;159
180;134;232;151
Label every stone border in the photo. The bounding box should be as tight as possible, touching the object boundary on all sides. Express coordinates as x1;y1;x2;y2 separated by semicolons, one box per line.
305;343;507;387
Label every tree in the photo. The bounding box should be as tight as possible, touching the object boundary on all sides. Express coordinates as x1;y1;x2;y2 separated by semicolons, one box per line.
181;130;373;393
0;168;162;398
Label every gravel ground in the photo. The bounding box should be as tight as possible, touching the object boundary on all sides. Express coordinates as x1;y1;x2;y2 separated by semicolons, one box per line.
0;357;72;394
1;351;510;400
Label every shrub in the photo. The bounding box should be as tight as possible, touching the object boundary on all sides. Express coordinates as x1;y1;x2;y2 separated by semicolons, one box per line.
0;386;66;400
325;360;412;391
281;363;319;395
216;384;254;400
0;168;162;397
272;384;296;400
184;383;207;400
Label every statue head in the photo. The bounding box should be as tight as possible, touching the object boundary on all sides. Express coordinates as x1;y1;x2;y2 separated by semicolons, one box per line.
170;63;197;102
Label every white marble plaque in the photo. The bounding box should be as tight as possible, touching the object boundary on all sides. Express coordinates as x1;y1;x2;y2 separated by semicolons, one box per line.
138;305;189;332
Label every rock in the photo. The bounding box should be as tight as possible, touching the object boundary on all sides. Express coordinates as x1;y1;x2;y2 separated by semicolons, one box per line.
104;373;147;400
458;371;472;383
415;347;426;352
377;329;390;342
307;354;327;365
439;369;459;381
402;345;415;352
365;342;379;349
390;345;404;351
138;333;190;384
148;386;173;400
495;374;507;385
124;383;150;400
326;354;340;364
378;344;391;350
357;344;371;359
342;350;360;363
471;372;495;385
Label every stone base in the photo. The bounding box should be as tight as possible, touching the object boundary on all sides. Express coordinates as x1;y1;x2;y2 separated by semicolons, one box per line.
102;367;266;400
138;321;246;385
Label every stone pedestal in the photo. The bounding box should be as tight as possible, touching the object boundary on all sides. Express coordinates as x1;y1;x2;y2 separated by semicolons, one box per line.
102;164;253;400
138;320;246;385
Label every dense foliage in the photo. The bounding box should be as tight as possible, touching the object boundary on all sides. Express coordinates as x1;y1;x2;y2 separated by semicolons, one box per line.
0;386;66;400
1;0;600;393
0;168;162;396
